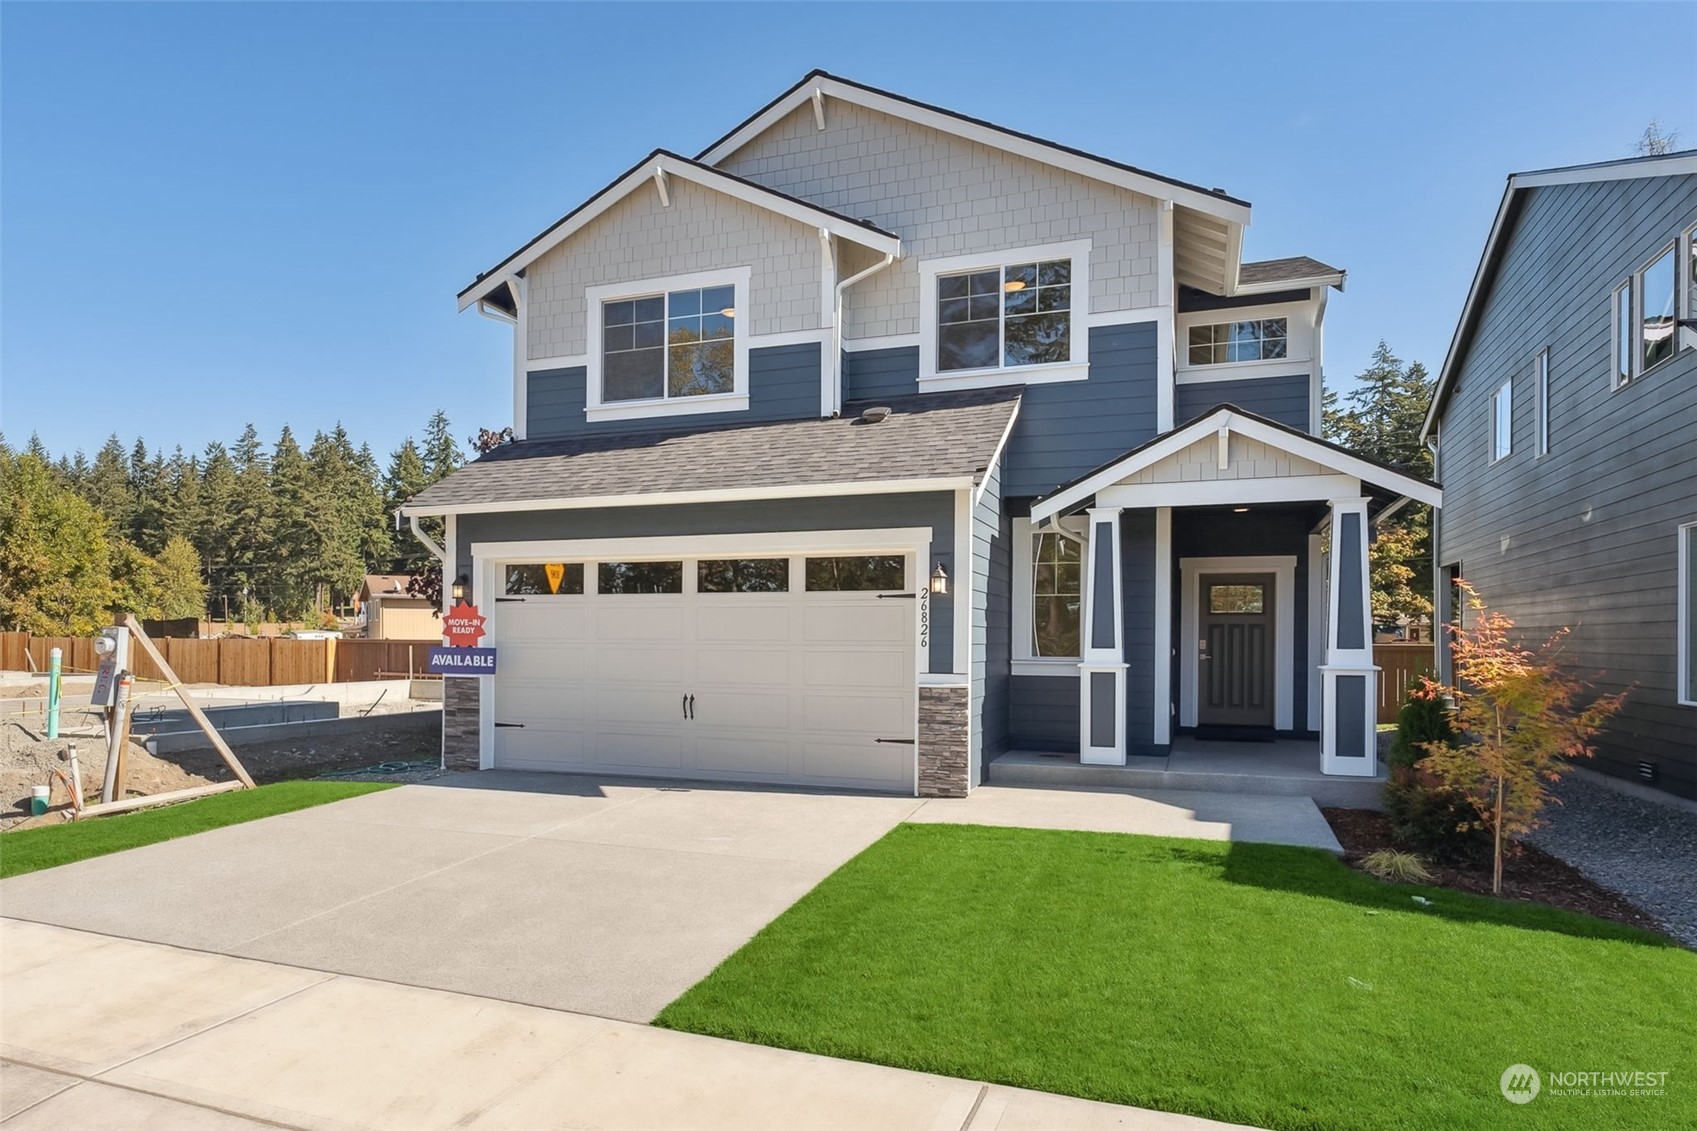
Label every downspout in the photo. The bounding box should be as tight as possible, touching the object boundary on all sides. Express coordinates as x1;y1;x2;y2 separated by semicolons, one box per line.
407;513;447;564
831;246;899;417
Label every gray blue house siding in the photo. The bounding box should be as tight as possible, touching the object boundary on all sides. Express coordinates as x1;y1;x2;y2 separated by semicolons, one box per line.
527;342;822;440
845;346;922;403
454;490;958;674
1175;374;1312;432
1434;169;1697;798
1120;509;1160;754
970;462;1010;784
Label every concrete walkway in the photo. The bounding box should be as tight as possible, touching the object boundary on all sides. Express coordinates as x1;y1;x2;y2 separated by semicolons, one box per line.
0;919;1240;1131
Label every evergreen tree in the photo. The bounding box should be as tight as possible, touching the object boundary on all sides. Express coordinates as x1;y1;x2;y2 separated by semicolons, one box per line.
197;442;240;620
25;433;53;467
128;440;170;553
268;425;314;616
422;410;462;482
383;438;431;572
229;423;276;611
82;434;135;534
160;447;203;547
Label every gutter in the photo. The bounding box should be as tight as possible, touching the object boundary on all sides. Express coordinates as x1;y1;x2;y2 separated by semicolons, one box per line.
409;514;448;563
830;246;899;416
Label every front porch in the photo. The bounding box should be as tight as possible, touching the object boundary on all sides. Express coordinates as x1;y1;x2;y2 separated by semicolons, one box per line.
987;737;1386;809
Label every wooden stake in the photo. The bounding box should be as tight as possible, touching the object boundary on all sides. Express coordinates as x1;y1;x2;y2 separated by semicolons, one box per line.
119;614;256;789
74;780;245;819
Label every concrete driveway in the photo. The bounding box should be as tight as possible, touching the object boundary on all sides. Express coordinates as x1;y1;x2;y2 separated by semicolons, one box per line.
0;772;924;1022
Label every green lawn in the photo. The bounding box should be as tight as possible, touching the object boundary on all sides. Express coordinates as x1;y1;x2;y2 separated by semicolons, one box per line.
657;824;1694;1131
0;781;395;879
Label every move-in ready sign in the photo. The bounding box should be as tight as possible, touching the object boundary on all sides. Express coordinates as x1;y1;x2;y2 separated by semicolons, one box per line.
428;647;497;676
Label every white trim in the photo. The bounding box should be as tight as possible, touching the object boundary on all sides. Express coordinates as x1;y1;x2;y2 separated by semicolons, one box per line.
1236;272;1344;295
1081;508;1123;663
974;399;1022;509
1012;515;1087;669
1307;532;1326;732
843;332;920;353
817;229;835;330
473;527;934;565
1178;555;1296;732
1511;151;1697;189
1152;507;1172;746
751;326;833;350
1013;660;1078;678
585;266;752;421
1679;521;1696;708
1488;377;1512;463
1097;475;1361;511
458;150;901;311
917;239;1092;389
1633;240;1680;379
1310;290;1328;436
1612;279;1634;389
1031;407;1442;521
1156;308;1175;433
511;276;529;440
697;75;1252;227
526;352;590;373
1175;360;1313;385
1535;347;1550;456
953;488;971;682
1079;663;1128;765
1085;308;1164;329
404;476;977;518
1325;498;1374;666
1319;664;1380;777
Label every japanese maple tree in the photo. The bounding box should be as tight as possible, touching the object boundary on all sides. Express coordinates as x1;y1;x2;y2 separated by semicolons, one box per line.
1418;583;1628;894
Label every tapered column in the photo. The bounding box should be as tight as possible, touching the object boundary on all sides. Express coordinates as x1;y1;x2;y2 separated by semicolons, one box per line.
1079;507;1127;765
1321;497;1379;776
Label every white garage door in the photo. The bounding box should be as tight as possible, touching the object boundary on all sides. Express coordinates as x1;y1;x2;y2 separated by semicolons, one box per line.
488;551;918;793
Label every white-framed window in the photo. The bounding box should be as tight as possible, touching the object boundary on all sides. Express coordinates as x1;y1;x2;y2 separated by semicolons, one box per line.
1535;348;1550;456
1687;224;1697;321
1187;318;1289;365
1489;377;1512;463
585;266;751;422
917;240;1090;390
1681;521;1697;707
1612;281;1634;389
1011;516;1088;674
1639;243;1678;375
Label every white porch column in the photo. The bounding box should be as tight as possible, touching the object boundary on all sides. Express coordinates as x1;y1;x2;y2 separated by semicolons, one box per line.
1080;507;1127;765
1320;497;1378;776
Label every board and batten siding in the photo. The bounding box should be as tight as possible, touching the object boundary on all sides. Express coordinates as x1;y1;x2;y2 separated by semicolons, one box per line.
455;492;957;675
1434;172;1697;798
524;176;823;361
527;342;822;439
1175;374;1312;433
715;98;1162;341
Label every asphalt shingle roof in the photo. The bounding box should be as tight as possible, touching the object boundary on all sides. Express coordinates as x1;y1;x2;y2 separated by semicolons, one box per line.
405;388;1022;512
1238;256;1344;287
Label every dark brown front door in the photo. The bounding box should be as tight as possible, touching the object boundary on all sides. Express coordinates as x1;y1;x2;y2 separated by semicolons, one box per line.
1198;573;1275;728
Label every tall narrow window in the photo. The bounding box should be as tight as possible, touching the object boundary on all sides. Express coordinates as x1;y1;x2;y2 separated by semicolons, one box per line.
1639;245;1677;373
1681;523;1697;707
1490;378;1512;462
1535;349;1550;456
1614;283;1633;388
1031;532;1082;658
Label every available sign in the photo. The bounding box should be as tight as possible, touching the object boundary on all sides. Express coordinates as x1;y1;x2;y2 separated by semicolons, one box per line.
428;647;497;676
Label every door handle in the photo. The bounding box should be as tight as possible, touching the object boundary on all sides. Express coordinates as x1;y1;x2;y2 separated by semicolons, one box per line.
687;694;695;720
682;693;688;720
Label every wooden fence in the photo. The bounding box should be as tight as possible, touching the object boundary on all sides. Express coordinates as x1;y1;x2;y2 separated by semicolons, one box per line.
0;632;439;687
1374;642;1437;724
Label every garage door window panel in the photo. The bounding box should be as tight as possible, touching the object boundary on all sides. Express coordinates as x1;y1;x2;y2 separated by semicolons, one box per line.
505;563;585;596
598;561;684;594
698;558;790;593
804;555;906;591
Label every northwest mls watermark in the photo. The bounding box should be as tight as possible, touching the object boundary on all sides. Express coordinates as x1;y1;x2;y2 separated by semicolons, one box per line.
1501;1063;1671;1103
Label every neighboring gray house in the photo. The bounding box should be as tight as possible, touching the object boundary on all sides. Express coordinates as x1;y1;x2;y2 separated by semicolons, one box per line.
406;71;1439;797
1423;151;1697;801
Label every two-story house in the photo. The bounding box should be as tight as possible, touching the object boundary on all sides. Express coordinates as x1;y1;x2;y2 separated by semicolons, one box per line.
404;72;1440;797
1423;151;1697;802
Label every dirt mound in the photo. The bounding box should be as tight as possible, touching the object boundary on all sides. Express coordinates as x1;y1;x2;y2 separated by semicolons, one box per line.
0;722;215;831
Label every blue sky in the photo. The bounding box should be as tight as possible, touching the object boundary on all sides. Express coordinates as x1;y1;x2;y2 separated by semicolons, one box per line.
2;2;1688;463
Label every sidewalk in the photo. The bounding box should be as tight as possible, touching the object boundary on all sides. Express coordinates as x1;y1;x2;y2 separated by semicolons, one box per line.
0;919;1241;1131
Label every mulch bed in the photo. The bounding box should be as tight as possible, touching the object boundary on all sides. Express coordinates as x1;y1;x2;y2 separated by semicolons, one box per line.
1321;807;1670;938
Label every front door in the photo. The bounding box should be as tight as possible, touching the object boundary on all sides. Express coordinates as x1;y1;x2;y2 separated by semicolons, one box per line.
1197;573;1276;728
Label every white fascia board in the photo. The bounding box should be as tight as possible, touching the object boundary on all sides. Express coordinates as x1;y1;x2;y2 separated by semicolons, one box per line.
403;476;978;518
1235;272;1344;295
973;397;1022;508
471;526;936;563
699;77;1251;228
457;153;901;312
1097;474;1360;510
1511;152;1697;188
1031;408;1441;522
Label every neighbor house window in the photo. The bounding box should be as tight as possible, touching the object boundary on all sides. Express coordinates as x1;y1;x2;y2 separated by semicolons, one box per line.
1490;378;1512;462
1031;532;1082;658
937;259;1072;371
1535;348;1550;456
1681;523;1697;706
1639;245;1677;374
603;285;736;401
1613;283;1633;388
1188;318;1289;365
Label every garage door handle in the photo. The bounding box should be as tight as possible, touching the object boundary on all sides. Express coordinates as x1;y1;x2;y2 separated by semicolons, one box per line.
495;597;526;603
876;593;917;599
682;694;688;719
875;738;916;745
495;722;525;728
687;694;695;720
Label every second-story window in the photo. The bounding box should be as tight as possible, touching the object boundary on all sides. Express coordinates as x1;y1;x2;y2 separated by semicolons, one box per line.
1188;318;1288;365
1490;378;1512;463
603;285;736;402
937;259;1072;371
1639;244;1677;374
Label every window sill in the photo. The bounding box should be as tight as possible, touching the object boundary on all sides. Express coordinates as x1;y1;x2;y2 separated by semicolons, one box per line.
1013;659;1080;677
918;361;1088;392
584;391;749;423
1176;359;1311;383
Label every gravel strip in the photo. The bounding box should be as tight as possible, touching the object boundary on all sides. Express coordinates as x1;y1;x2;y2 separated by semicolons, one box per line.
1527;774;1697;948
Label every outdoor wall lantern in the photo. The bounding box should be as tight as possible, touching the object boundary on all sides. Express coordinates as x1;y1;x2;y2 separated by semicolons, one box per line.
930;564;949;596
451;574;470;602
